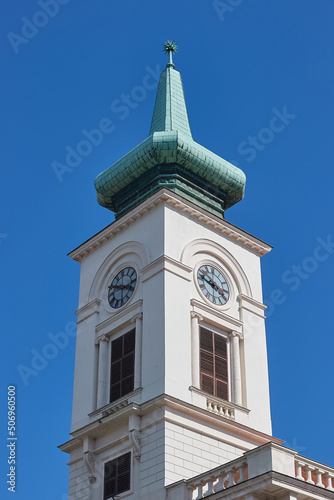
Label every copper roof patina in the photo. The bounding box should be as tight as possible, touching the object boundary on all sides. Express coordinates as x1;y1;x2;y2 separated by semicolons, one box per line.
94;43;246;218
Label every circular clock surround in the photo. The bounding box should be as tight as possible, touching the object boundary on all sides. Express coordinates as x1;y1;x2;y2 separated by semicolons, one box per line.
196;263;230;306
108;266;137;309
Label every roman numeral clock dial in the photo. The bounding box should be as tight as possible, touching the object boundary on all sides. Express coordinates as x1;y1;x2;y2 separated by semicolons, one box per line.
197;265;230;306
108;267;137;309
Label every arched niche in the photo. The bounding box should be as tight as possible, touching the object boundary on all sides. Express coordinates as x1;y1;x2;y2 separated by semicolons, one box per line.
89;241;150;303
181;238;252;298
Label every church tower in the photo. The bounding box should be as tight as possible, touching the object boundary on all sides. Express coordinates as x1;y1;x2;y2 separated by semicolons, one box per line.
60;42;282;500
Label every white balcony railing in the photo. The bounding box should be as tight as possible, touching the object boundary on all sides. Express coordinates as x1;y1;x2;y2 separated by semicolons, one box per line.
166;443;334;500
295;456;334;491
187;456;248;499
206;398;235;420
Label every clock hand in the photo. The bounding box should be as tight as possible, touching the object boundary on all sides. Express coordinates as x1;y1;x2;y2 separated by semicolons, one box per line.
200;274;227;296
215;283;228;296
123;284;135;291
200;274;220;292
111;282;135;291
200;274;214;287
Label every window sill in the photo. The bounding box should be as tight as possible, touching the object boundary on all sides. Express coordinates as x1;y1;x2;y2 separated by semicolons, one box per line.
189;386;250;424
89;387;142;419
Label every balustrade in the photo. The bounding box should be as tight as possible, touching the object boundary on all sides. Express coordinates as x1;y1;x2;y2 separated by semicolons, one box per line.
188;460;247;499
295;457;334;491
206;398;235;419
166;444;334;499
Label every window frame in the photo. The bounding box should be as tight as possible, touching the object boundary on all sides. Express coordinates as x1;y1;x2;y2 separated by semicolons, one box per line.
103;451;132;499
109;328;136;404
199;324;231;401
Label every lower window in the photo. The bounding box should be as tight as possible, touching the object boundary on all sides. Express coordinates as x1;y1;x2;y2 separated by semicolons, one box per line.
200;327;228;400
104;452;131;499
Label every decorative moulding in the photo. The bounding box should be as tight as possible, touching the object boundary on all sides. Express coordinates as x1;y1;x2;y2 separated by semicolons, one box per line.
60;394;282;454
165;192;272;256
191;298;243;333
58;437;83;455
129;430;141;461
95;299;143;337
88;240;150;302
75;299;100;324
181;237;252;298
141;254;192;283
88;388;143;419
68;189;272;263
189;385;250;417
229;330;244;340
161;395;283;447
84;452;96;483
238;294;267;319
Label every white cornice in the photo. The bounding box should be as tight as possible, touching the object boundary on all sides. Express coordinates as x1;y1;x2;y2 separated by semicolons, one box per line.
58;437;82;454
95;299;143;337
238;294;267;318
59;393;282;455
141;255;192;282
75;299;100;324
68;189;272;263
191;298;243;332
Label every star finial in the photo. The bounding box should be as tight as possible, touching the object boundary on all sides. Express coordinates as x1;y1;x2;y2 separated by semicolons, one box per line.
163;40;178;68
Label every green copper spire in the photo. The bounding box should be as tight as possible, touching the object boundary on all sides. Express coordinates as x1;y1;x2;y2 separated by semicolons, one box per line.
94;44;246;219
149;41;192;139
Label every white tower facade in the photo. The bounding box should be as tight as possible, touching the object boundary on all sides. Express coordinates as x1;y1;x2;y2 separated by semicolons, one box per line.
60;46;334;500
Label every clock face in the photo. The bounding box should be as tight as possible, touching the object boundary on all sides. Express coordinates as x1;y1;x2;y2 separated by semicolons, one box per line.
108;267;137;309
197;265;230;306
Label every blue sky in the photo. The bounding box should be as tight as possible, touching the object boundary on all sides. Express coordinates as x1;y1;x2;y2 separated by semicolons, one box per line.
1;1;334;498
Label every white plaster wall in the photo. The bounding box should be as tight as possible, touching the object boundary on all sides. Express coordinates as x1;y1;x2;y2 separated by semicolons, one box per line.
71;316;97;431
139;420;165;497
67;417;166;499
71;206;166;431
164;205;264;302
78;204;165;308
68;460;90;500
241;308;272;435
70;197;272;439
164;269;192;402
165;420;242;485
141;271;165;402
163;204;272;434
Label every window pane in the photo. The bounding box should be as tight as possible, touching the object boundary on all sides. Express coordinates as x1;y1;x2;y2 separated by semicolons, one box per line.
215;334;227;359
122;353;134;379
118;472;130;493
124;329;135;355
104;478;116;498
121;376;134;397
110;383;121;402
104;461;116;478
104;453;131;499
201;351;214;375
201;373;214;395
110;331;136;403
215;356;228;382
111;360;121;383
216;379;228;400
118;452;131;473
199;327;229;400
200;328;213;352
111;337;123;362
